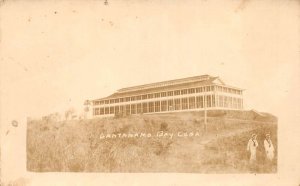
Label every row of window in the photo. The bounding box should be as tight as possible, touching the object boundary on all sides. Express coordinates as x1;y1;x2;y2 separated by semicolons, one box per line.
94;85;242;105
93;95;243;115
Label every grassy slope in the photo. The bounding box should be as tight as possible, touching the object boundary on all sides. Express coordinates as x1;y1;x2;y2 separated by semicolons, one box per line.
27;110;277;173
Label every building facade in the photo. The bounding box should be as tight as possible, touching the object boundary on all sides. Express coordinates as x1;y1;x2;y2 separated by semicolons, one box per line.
88;75;244;117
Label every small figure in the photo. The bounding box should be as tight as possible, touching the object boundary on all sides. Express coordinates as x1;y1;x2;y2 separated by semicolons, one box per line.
247;133;258;163
264;133;275;161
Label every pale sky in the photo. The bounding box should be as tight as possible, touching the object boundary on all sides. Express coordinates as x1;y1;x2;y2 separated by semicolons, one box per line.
1;0;300;122
1;0;299;120
0;0;300;184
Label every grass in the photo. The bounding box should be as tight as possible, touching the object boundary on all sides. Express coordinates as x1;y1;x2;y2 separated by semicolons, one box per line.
27;110;277;173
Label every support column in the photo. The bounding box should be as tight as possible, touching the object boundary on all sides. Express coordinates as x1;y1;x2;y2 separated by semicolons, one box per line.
136;103;138;114
167;99;169;111
180;98;182;110
160;100;162;113
204;94;207;131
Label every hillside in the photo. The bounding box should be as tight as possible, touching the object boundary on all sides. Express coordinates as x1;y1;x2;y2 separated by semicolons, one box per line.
27;110;277;173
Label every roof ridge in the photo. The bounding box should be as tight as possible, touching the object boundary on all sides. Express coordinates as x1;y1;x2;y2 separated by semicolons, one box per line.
117;74;215;93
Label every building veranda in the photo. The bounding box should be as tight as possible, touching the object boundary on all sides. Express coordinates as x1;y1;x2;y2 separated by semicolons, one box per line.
86;75;244;118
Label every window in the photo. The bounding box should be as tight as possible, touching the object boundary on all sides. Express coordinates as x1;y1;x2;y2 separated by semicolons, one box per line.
109;99;114;104
167;91;174;96
181;89;188;95
182;98;188;110
114;98;119;103
161;100;167;111
206;86;211;92
120;105;124;114
233;98;237;109
142;94;147;100
161;92;167;97
238;98;243;109
125;97;130;102
105;100;109;104
110;106;115;114
125;105;130;115
188;88;195;94
131;96;136;101
94;101;99;105
105;107;109;114
189;97;195;109
155;101;160;112
136;95;141;100
154;93;160;98
148;94;154;99
120;98;124;102
211;86;215;91
94;108;100;115
100;101;104;105
224;96;228;107
131;104;136;114
220;86;224;92
196;96;203;108
148;102;154;112
174;98;181;110
206;95;211;107
219;96;224;107
137;103;142;113
228;97;233;108
174;90;181;96
212;95;215;107
142;102;148;113
115;106;119;114
196;87;202;93
100;108;104;115
168;99;174;111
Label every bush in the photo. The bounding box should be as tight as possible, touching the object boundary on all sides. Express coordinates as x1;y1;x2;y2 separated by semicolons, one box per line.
27;110;277;173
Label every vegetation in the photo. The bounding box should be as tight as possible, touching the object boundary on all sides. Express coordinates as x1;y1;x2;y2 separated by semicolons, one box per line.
27;110;277;173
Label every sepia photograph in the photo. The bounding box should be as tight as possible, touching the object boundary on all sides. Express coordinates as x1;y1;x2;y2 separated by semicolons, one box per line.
0;0;299;185
26;75;278;173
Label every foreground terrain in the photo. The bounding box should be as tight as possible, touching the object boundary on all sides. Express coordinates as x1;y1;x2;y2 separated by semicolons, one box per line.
27;110;277;173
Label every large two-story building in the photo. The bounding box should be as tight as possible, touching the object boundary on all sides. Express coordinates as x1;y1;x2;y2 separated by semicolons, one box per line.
86;75;244;118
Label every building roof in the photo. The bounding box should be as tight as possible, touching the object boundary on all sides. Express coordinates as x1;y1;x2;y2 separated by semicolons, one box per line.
92;75;243;101
117;74;213;93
